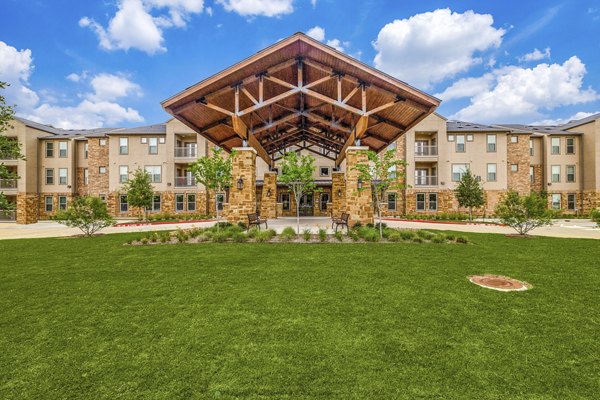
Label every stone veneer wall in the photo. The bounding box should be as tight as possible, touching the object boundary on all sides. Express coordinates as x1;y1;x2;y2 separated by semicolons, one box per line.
507;135;531;193
226;148;257;225
531;164;543;192
345;147;373;226
260;172;277;218
16;193;38;224
76;167;88;196
87;138;109;195
38;193;74;220
582;191;599;214
331;171;346;217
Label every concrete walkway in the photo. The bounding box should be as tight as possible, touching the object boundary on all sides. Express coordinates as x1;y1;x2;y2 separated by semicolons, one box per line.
0;217;598;240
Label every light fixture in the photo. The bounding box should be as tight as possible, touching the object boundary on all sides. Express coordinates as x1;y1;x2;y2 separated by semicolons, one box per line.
357;179;363;190
267;188;272;197
337;189;342;198
237;177;244;190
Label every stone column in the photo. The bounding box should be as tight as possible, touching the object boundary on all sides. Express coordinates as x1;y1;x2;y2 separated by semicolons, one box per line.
507;134;531;194
344;146;373;226
331;171;346;217
260;172;277;219
226;147;257;225
16;193;38;224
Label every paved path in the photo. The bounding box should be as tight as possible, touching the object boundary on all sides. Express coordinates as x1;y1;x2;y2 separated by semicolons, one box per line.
0;217;598;240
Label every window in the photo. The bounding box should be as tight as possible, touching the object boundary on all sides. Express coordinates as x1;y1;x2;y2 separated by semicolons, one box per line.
58;196;67;210
511;164;518;172
487;164;497;182
45;168;54;185
59;141;68;157
159;137;166;144
281;193;290;211
45;142;54;157
145;166;161;183
567;194;576;211
428;193;438;211
99;194;106;202
566;165;575;183
320;193;329;211
466;134;474;142
510;136;518;143
551;166;561;183
84;143;89;159
566;137;575;154
119;166;129;183
119;137;128;155
99;139;106;146
551;194;561;210
187;194;196;212
148;138;158;154
551;137;560;154
146;195;161;212
387;142;397;151
99;166;107;174
455;135;465;152
447;135;455;142
487;135;496;152
387;165;397;179
175;194;185;211
45;196;53;212
529;139;534;156
530;166;534;184
119;195;128;212
83;168;89;185
216;193;225;212
387;193;397;211
319;167;330;177
452;164;468;181
58;168;67;185
416;193;426;211
141;137;148;144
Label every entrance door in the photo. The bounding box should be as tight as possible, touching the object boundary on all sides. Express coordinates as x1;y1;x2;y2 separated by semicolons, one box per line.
299;193;314;216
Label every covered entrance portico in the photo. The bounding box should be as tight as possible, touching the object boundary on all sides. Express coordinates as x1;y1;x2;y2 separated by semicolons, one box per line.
162;33;440;226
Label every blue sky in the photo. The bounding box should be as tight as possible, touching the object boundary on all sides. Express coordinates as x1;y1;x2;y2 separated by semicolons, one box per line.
1;0;599;128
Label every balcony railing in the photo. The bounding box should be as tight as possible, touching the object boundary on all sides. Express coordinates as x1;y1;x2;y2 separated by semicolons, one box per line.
175;176;196;187
414;146;438;156
174;147;197;158
0;179;17;189
414;175;438;186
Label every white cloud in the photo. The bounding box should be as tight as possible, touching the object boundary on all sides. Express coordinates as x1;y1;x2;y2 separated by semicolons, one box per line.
531;111;600;126
447;56;598;122
518;47;551;62
0;41;144;129
206;6;213;16
80;0;205;54
310;0;317;8
305;26;349;53
372;8;505;89
216;0;293;17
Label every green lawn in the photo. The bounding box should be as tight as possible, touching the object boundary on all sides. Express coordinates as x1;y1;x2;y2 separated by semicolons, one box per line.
0;232;598;399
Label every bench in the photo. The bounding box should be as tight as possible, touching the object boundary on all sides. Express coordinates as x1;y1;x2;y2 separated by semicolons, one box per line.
331;212;349;233
247;213;268;230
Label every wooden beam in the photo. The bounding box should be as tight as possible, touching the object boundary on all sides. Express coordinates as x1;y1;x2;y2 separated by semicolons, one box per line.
218;134;238;145
237;88;300;116
263;74;296;90
201;100;235;117
342;85;359;104
231;116;272;166
241;87;258;105
303;74;334;90
301;88;364;116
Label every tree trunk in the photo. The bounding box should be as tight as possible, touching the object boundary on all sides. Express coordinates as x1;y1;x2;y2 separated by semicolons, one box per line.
215;192;220;231
469;207;473;221
296;193;300;235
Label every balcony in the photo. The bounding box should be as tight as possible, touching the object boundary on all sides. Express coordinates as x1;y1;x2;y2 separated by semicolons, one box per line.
174;176;197;187
414;145;438;158
414;175;438;187
0;179;17;191
174;147;198;159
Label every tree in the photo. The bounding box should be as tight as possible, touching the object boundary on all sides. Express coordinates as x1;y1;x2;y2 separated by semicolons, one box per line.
353;149;406;237
495;190;552;236
190;147;233;225
0;81;24;215
454;168;485;221
122;168;154;220
53;196;115;236
279;151;318;234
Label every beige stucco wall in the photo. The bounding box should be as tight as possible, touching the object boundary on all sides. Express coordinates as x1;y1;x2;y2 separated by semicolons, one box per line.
543;135;581;192
565;120;597;191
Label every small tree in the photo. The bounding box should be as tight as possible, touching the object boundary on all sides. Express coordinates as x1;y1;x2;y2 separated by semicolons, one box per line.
53;196;115;236
122;168;154;220
495;190;552;236
0;81;24;214
353;149;406;238
190;147;233;224
279;151;317;234
454;168;485;221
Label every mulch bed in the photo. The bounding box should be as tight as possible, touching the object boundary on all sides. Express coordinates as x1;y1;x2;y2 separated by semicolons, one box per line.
469;274;531;292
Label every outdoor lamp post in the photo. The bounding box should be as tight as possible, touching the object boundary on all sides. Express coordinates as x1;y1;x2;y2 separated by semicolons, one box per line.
337;189;342;197
357;179;363;190
237;177;244;190
267;188;272;197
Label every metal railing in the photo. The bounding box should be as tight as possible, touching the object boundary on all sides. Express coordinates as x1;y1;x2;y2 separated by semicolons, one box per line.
174;176;196;187
414;175;438;186
414;145;438;156
0;179;17;189
174;147;197;158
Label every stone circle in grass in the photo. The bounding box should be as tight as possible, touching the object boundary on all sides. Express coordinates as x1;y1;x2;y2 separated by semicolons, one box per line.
469;275;531;292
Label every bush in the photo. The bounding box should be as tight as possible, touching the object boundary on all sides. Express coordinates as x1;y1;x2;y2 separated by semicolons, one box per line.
495;190;552;235
347;230;360;241
247;228;260;239
211;231;228;243
255;230;275;243
52;195;115;236
149;232;158;243
363;229;380;242
140;238;149;245
159;231;171;243
176;229;189;243
280;226;297;242
445;233;456;241
416;230;434;240
591;209;600;227
232;232;248;243
302;228;312;241
431;235;447;244
334;231;344;242
399;230;415;241
387;231;402;242
456;236;469;244
412;237;424;243
318;228;327;242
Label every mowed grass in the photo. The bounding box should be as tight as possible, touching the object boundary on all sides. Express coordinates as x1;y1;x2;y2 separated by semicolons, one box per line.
0;232;598;399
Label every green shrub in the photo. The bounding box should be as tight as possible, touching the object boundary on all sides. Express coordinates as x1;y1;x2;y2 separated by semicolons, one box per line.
374;222;388;230
231;232;248;243
302;228;312;241
159;231;171;243
412;237;424;243
456;236;469;244
591;209;600;227
318;228;327;242
140;238;149;245
416;230;434;240
247;228;260;239
237;222;247;229
280;226;297;242
176;229;189;243
334;231;344;242
255;230;275;243
445;233;456;241
363;229;380;242
211;231;229;243
347;230;360;241
431;235;447;244
399;230;415;241
214;222;233;230
387;231;402;242
149;233;159;243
